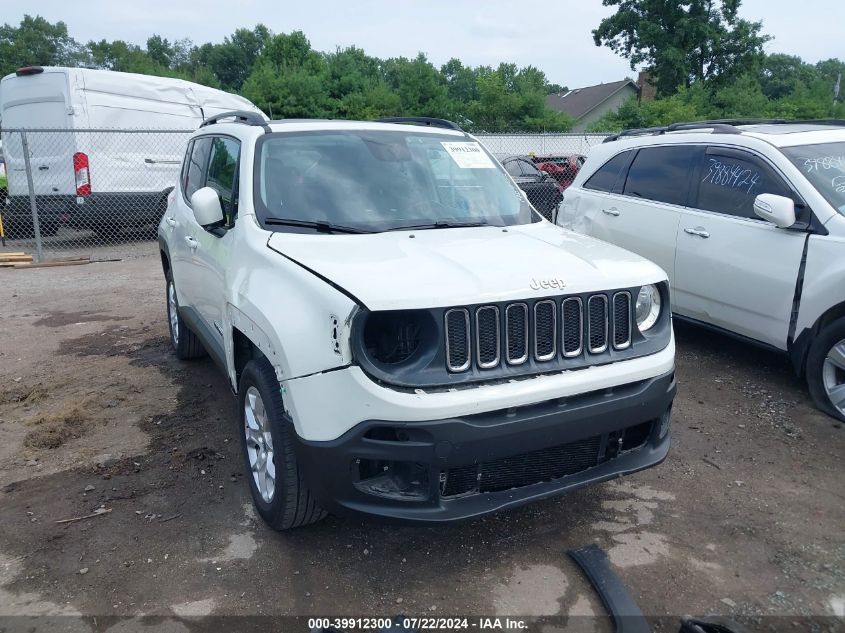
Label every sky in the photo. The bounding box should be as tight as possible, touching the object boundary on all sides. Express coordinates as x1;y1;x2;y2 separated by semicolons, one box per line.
4;0;844;89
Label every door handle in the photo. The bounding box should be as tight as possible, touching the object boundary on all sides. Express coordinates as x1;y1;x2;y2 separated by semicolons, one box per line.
684;227;710;238
602;207;620;216
184;236;198;249
38;165;49;171
165;217;176;227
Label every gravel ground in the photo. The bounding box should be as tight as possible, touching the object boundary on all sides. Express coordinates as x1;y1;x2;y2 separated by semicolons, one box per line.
0;247;842;632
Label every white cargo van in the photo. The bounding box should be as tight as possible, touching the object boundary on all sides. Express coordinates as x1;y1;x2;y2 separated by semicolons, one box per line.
0;66;264;237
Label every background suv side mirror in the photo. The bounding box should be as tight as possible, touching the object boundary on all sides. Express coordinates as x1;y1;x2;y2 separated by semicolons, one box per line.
190;187;224;227
753;193;796;229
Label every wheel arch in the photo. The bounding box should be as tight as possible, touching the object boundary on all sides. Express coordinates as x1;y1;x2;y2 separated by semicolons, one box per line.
790;300;845;377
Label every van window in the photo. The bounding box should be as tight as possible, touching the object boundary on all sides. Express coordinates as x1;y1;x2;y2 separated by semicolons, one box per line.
184;137;212;201
584;150;634;193
695;149;791;220
623;146;700;205
206;137;241;224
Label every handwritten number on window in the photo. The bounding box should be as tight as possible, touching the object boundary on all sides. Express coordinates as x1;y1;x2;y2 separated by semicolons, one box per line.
703;159;760;195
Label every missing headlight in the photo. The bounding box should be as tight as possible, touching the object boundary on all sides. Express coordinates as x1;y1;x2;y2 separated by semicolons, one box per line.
362;310;436;365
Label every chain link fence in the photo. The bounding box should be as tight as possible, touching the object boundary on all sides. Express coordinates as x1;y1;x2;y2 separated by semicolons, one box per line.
0;129;607;260
475;133;608;222
0;128;193;261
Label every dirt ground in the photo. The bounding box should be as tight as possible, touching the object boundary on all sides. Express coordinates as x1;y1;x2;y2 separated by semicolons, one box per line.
0;245;843;632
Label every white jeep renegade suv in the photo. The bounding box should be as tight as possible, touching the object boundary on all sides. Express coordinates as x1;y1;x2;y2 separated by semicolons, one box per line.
559;120;845;422
158;112;676;529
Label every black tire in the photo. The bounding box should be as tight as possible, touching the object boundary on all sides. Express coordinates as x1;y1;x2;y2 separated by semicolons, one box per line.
165;270;206;360
238;358;326;530
806;316;845;422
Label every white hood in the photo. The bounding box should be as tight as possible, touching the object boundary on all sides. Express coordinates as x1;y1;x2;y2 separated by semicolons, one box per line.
266;221;667;311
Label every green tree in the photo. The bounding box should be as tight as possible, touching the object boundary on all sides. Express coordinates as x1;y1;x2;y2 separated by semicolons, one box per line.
383;53;453;118
145;35;174;69
593;0;769;96
0;15;80;77
241;31;330;118
759;53;817;100
441;58;478;103
204;25;270;91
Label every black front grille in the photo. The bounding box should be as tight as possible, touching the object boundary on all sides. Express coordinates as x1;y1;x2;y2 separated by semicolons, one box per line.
476;306;500;368
561;297;583;357
534;300;556;361
505;304;528;364
588;295;608;353
441;290;631;373
445;309;470;371
613;292;631;349
440;435;602;497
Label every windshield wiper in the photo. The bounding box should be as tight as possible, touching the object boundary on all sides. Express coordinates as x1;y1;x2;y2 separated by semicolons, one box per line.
386;220;493;232
264;218;372;234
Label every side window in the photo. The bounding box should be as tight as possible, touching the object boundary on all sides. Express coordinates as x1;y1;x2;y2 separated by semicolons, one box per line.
180;140;194;195
584;150;634;193
623;146;701;206
504;160;522;177
206;137;241;224
519;160;542;177
695;149;791;220
184;137;212;202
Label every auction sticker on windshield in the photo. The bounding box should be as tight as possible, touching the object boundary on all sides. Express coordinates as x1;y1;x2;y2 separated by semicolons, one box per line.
441;142;496;169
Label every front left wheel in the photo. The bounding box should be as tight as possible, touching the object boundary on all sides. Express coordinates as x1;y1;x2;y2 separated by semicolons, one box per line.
807;317;845;422
238;358;326;530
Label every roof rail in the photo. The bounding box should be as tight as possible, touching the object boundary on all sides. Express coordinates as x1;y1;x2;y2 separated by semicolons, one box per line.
200;110;271;132
603;121;741;143
377;116;464;132
603;118;845;143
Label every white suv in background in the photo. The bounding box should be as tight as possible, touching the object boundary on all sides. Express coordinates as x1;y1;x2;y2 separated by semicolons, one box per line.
158;112;676;530
559;120;845;421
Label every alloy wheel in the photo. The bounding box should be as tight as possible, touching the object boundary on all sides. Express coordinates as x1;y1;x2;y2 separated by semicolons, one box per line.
822;338;845;416
244;386;276;503
168;281;179;347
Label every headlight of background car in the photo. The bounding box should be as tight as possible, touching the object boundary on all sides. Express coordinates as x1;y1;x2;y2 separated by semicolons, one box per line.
635;284;662;332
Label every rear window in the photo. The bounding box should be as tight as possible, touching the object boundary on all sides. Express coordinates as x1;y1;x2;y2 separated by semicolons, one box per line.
583;150;633;193
623;146;700;206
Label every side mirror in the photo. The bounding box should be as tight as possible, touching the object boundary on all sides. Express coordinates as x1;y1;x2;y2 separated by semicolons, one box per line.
191;187;224;227
753;193;796;229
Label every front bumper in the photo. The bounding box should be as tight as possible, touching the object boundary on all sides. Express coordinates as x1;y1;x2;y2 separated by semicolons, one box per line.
293;369;676;524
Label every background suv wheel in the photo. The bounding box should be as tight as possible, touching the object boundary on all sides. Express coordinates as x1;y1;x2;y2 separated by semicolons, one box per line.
807;316;845;422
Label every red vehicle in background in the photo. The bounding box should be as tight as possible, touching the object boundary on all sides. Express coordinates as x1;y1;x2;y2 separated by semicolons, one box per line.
529;154;586;191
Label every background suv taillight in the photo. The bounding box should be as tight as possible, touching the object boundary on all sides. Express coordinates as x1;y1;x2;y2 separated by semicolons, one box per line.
73;152;91;195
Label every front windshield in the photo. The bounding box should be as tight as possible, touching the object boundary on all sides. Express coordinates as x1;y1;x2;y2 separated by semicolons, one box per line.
254;130;537;232
781;142;845;216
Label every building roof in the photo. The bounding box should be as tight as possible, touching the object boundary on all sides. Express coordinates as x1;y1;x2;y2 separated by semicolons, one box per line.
545;80;638;120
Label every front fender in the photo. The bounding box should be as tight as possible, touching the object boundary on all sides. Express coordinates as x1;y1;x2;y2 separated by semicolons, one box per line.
225;245;358;391
796;230;845;334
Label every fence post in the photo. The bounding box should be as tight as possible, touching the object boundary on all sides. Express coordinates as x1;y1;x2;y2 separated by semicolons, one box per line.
20;131;44;262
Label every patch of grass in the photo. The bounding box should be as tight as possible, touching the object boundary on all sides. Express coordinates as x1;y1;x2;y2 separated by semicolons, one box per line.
23;399;93;449
0;173;6;189
0;384;47;407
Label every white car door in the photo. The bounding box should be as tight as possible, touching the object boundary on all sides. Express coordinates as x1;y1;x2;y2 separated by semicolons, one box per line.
568;145;700;284
168;136;212;312
673;146;806;349
186;135;241;350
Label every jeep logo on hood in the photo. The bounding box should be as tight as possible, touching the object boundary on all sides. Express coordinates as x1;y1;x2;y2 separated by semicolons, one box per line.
530;277;566;291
